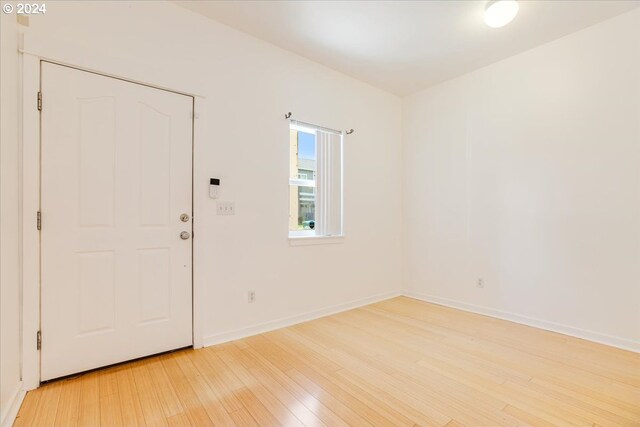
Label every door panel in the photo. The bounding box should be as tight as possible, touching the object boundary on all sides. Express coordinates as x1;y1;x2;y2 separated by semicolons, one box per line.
137;248;171;325
41;62;193;381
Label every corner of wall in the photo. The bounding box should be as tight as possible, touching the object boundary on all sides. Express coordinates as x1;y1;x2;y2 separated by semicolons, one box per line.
0;382;25;427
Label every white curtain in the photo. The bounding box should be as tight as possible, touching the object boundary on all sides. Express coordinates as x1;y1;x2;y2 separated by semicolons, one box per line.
315;130;343;236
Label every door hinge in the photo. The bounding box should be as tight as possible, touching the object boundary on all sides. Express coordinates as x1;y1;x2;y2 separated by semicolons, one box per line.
37;91;42;111
37;211;41;230
36;330;41;350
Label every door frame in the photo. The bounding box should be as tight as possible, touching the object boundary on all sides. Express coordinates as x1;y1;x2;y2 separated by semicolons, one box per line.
21;52;206;391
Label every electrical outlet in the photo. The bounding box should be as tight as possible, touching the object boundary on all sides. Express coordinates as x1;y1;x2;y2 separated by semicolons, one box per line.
216;201;235;215
248;291;255;303
477;278;484;288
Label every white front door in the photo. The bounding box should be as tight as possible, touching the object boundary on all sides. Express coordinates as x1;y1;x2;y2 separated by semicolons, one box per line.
40;62;193;381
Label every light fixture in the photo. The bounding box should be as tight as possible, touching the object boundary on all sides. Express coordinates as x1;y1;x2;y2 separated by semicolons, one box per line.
484;0;519;28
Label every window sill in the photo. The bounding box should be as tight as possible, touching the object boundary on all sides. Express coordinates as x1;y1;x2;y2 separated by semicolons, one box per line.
288;235;345;246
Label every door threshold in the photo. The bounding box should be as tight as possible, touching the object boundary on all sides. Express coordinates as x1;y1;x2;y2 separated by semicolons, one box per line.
40;345;193;385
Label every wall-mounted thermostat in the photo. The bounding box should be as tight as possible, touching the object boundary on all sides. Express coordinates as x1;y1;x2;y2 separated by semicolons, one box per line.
209;178;220;199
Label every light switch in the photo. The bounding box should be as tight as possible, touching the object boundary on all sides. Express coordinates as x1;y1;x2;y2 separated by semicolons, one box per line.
216;201;235;215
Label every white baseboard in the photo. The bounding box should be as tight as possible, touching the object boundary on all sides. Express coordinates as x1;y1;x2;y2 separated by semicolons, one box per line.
203;289;403;347
1;381;26;427
404;291;640;353
202;289;639;353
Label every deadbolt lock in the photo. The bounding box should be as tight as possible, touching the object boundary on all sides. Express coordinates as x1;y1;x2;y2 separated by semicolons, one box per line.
180;213;190;222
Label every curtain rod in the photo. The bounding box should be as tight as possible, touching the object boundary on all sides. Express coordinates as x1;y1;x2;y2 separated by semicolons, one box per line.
285;112;354;135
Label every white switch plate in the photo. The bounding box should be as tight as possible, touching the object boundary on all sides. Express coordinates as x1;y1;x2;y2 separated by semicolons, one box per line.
216;201;235;215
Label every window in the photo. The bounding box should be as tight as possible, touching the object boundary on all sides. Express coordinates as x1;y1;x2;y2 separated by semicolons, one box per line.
289;121;343;239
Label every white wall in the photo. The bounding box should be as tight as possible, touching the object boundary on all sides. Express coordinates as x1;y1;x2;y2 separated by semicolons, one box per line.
403;9;640;350
5;7;637;421
20;1;403;345
0;10;23;426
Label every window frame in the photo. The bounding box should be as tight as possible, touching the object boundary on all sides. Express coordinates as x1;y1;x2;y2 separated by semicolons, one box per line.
288;120;344;243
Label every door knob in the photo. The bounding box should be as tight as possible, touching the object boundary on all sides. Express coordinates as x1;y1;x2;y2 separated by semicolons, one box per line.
180;231;190;240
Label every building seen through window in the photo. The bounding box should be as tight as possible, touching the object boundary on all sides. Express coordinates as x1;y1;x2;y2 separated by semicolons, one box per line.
289;129;316;232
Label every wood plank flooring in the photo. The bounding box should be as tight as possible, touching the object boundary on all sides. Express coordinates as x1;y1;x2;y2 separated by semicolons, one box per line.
14;297;640;426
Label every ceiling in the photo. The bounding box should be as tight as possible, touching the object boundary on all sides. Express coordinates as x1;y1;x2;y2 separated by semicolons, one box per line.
175;1;640;96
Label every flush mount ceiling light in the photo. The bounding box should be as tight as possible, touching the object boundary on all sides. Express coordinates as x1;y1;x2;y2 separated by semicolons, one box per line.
484;0;519;28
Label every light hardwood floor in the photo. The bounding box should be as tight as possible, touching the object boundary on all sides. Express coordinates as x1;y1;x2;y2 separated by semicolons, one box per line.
14;296;640;426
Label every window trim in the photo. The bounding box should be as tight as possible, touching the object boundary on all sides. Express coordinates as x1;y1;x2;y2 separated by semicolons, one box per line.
288;121;344;241
290;120;342;136
289;229;316;238
288;235;345;246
